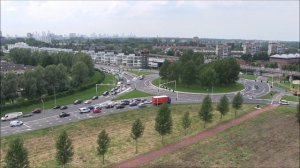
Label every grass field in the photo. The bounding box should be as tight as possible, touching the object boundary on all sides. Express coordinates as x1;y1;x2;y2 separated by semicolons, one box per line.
239;74;256;80
113;89;154;101
259;91;277;99
2;73;116;114
152;78;244;93
282;95;299;102
0;104;256;168
144;106;299;168
128;69;153;76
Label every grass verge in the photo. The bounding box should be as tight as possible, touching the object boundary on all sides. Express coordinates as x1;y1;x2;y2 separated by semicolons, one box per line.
143;106;299;168
2;73;116;114
1;104;257;167
152;78;244;93
282;95;299;102
112;89;154;101
128;69;153;76
239;74;256;80
259;91;277;99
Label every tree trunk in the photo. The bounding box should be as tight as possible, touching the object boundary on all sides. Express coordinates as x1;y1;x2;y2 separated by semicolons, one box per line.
135;139;138;154
235;110;237;118
220;114;223;120
184;128;187;136
102;154;105;164
204;121;206;128
161;135;164;145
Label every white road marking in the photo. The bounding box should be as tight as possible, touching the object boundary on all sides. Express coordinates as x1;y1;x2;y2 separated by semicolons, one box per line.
23;124;31;128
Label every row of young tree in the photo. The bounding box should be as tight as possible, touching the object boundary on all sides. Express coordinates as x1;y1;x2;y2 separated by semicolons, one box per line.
1;62;93;104
240;52;269;62
4;93;245;168
159;50;240;87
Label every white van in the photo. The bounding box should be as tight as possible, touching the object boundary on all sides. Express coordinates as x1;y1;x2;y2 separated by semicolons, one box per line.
1;112;23;121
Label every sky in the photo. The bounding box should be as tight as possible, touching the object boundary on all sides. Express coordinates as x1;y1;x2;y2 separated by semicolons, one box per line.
1;0;299;41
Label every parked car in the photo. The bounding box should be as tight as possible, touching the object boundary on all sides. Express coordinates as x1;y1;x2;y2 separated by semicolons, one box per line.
93;107;102;113
53;105;61;109
74;99;82;105
22;113;33;118
79;107;90;114
116;104;125;109
10;120;23;127
60;106;68;110
105;104;114;109
103;91;109;96
280;100;289;105
32;108;42;114
59;112;70;118
121;100;130;105
129;101;139;107
143;100;152;104
138;103;146;108
84;99;92;104
87;105;95;110
92;96;98;100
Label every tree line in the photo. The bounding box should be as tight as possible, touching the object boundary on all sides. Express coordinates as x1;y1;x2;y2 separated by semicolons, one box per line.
241;51;269;62
1;50;96;104
159;50;240;87
4;93;247;167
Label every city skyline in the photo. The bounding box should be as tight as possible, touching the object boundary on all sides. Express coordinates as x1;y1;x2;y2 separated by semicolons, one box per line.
1;1;299;41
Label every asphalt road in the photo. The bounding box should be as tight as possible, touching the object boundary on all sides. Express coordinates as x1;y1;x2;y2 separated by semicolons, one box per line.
0;64;276;137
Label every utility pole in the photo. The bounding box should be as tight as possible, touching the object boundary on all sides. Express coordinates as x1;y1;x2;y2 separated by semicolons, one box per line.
53;85;57;107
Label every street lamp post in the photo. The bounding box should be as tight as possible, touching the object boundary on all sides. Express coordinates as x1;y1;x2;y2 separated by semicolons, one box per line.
53;85;57;107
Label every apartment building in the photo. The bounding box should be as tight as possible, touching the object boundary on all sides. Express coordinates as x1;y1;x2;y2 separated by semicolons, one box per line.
215;44;231;57
242;43;261;55
268;42;285;55
7;42;73;53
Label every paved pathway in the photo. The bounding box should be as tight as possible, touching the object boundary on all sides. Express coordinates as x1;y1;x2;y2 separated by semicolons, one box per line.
116;104;279;168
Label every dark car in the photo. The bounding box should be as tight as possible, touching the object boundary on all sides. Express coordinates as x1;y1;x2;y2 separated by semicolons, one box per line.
129;101;138;107
23;113;33;118
87;105;95;110
60;106;68;110
105;104;114;109
92;96;98;100
74;99;82;105
59;112;70;118
53;105;61;109
116;104;125;109
121;100;130;105
32;108;42;114
102;91;109;96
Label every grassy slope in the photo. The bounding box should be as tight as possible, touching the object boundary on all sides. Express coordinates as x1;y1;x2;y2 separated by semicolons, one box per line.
152;78;244;93
282;95;299;102
144;106;299;168
1;104;256;168
2;73;116;114
239;74;256;80
113;89;154;101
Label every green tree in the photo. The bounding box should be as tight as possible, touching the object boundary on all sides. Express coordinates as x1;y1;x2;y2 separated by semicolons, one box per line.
232;92;243;118
44;65;59;94
5;137;29;168
155;103;173;145
97;130;111;164
159;60;171;80
22;71;38;99
199;95;213;128
131;119;145;153
217;95;229;119
181;112;191;135
56;64;70;92
71;61;89;87
2;72;19;103
74;52;94;76
181;60;196;85
56;131;74;168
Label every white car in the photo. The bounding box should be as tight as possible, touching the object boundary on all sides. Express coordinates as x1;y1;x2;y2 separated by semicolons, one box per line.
84;100;92;104
10;120;23;127
79;107;90;114
280;100;289;105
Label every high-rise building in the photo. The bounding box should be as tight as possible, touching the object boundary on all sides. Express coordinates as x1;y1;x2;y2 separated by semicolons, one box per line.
216;44;231;57
268;42;285;55
242;43;261;55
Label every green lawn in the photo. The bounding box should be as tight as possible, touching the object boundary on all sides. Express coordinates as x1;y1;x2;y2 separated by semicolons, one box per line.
259;91;277;99
0;104;257;167
239;74;256;80
2;73;116;114
128;69;153;76
144;106;299;168
152;78;244;93
282;95;299;102
113;89;154;101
